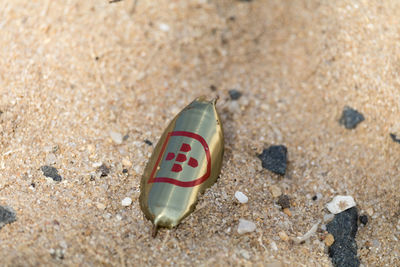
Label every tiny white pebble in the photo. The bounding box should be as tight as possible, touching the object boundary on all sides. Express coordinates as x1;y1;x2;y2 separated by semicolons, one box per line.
134;165;142;174
159;23;170;32
116;214;123;221
326;195;356;214
45;153;57;165
110;131;123;144
234;191;248;203
237;219;256;234
121;197;132;206
92;162;103;168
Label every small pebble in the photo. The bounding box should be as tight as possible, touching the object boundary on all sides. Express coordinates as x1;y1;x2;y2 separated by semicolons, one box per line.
339;106;364;129
228;89;242;100
210;85;217;91
258;145;288;175
97;164;110;177
366;207;374;216
237;219;256;234
390;133;400;143
283;208;292;217
144;139;153;146
0;206;16;229
278;231;289;241
277;194;290;209
326;195;356;214
234;191;248;203
269;185;282;198
45;153;57;165
324;233;335;247
121;197;132;207
110;131;123;144
159;23;170;32
359;215;368;225
40;165;62;182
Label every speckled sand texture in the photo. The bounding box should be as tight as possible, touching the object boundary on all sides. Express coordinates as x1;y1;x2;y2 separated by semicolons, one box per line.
0;0;399;266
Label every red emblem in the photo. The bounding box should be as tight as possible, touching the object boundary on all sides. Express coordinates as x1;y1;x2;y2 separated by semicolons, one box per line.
148;131;211;187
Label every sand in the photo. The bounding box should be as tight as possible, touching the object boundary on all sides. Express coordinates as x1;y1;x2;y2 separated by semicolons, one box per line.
0;0;399;266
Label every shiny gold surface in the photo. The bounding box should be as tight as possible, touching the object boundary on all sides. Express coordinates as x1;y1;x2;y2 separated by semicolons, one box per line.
139;97;224;230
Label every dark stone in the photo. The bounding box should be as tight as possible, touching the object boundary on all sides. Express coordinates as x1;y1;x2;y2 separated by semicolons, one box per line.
327;207;360;267
0;206;16;229
339;106;364;129
123;134;129;141
144;139;153;146
277;195;290;209
312;195;318;201
97;164;110;177
40;165;62;182
228;89;242;100
257;145;288;175
122;168;128;174
359;215;368;225
390;133;400;143
210;85;217;91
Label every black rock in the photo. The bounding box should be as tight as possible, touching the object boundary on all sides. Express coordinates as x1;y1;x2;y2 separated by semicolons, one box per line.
339;106;364;129
390;133;400;144
0;206;16;229
359;214;368;225
40;165;62;182
228;89;242;100
144;139;153;146
258;145;288;175
277;194;290;209
97;164;110;177
326;207;360;267
210;85;217;91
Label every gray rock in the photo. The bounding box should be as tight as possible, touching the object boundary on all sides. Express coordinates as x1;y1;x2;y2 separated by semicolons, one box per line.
0;206;16;229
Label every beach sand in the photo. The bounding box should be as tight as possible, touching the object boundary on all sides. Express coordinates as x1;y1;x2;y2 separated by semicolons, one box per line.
0;0;399;265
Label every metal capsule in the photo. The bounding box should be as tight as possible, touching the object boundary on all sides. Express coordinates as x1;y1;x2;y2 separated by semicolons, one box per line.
139;96;224;235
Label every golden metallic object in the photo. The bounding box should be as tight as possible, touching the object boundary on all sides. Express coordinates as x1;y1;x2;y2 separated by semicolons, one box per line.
139;96;224;235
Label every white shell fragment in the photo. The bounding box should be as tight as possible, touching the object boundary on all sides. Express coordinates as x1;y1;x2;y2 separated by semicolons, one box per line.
109;131;123;144
293;220;320;244
235;191;248;204
237;219;256;234
326;195;356;214
121;197;132;207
